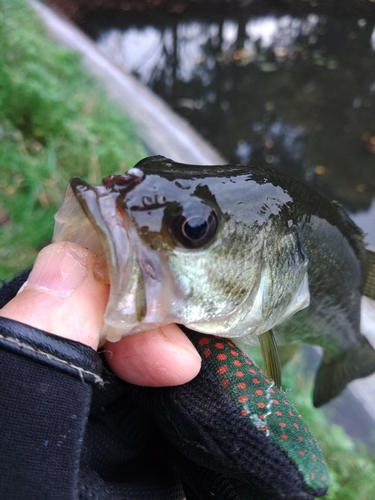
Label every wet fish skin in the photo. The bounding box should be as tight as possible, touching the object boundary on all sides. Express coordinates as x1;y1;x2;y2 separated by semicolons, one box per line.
54;156;375;407
59;157;311;340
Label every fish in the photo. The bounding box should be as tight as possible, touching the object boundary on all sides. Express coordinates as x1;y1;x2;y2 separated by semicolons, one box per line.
53;155;375;407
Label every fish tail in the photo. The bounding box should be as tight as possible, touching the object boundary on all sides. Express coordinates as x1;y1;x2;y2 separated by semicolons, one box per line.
313;335;375;407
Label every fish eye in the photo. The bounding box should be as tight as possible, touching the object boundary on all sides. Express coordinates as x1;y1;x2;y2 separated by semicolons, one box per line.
170;201;218;249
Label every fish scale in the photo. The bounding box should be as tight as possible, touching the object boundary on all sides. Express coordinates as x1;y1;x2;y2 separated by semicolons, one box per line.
54;155;375;407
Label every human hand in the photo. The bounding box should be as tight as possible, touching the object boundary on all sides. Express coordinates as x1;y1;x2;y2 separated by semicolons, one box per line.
0;241;201;386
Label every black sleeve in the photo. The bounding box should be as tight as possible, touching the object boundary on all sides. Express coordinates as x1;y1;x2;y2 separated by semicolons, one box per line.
0;316;103;500
0;274;184;500
0;274;329;500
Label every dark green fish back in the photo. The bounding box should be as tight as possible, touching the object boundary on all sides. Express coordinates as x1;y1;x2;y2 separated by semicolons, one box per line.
264;170;367;279
135;156;368;281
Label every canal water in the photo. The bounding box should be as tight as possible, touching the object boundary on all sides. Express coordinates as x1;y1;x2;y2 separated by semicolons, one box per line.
80;3;375;244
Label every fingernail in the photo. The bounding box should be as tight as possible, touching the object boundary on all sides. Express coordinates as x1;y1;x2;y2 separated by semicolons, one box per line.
27;244;88;298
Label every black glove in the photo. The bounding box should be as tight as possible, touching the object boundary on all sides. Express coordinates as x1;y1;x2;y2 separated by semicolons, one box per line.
0;273;329;499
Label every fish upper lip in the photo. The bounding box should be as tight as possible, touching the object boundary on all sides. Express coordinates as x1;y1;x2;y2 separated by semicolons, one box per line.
70;176;148;337
68;173;176;342
70;177;122;273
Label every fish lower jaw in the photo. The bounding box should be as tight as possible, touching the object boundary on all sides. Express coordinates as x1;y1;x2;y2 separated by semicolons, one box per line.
101;323;141;343
101;320;171;343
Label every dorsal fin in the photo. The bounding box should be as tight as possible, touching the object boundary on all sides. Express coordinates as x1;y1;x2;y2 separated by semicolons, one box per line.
363;247;375;300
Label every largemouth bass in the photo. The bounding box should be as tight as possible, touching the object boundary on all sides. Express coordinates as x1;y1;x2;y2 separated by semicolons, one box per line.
54;156;375;407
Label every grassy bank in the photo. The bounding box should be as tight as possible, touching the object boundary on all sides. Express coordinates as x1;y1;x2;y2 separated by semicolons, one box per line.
247;345;375;500
0;1;374;499
282;354;375;500
0;0;146;280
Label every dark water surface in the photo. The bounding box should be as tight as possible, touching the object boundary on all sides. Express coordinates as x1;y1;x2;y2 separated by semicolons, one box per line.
81;3;375;244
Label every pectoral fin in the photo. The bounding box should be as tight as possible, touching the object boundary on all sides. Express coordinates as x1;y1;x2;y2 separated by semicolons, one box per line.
259;329;282;389
363;248;375;300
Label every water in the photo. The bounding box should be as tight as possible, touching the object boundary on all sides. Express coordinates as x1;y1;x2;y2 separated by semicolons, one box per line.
81;4;375;245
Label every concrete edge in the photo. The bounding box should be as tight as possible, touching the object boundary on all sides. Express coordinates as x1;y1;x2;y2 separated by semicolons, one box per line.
31;0;226;165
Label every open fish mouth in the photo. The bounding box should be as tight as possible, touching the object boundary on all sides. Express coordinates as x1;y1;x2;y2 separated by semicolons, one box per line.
53;168;157;342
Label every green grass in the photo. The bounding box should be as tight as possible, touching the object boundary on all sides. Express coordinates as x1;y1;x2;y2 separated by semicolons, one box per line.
0;0;146;280
281;354;375;500
251;345;375;499
1;0;375;498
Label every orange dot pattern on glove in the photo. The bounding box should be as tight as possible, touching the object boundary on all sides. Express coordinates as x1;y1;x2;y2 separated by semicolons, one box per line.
195;333;329;493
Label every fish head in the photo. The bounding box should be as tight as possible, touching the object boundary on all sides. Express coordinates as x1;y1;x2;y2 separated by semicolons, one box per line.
53;156;310;343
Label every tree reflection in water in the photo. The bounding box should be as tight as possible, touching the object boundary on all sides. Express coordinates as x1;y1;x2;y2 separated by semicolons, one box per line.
81;6;375;243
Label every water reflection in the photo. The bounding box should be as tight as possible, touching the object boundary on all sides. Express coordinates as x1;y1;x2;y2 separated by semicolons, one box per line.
81;7;375;243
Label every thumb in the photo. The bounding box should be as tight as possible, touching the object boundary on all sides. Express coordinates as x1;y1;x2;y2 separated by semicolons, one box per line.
0;242;109;350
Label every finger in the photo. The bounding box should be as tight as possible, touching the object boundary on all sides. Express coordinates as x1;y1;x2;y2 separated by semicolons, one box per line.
0;242;109;350
104;323;202;386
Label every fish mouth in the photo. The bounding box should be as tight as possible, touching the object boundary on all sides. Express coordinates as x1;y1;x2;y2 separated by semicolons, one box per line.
53;170;152;342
